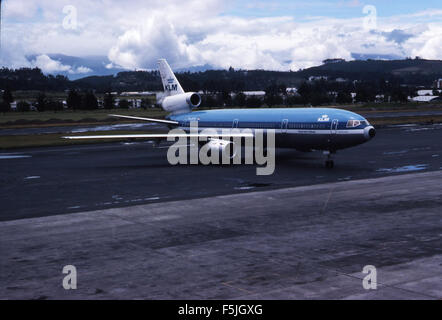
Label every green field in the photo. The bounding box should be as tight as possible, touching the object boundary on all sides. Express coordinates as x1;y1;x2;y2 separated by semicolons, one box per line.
11;90;157;101
0;130;168;149
2;103;442;127
12;90;69;101
0;108;168;127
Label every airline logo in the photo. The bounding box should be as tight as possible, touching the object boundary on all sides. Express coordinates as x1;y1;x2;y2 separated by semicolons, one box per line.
165;78;178;91
318;115;330;122
165;84;178;91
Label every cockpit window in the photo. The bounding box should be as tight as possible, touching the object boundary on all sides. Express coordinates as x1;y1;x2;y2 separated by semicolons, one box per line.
346;120;361;128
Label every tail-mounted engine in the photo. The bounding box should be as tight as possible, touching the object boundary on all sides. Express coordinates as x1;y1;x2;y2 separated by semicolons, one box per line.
161;92;201;114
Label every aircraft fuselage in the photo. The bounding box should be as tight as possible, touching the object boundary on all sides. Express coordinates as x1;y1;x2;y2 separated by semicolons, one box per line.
169;107;376;152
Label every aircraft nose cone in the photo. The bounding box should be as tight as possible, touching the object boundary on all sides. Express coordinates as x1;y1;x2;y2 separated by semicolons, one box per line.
364;126;376;140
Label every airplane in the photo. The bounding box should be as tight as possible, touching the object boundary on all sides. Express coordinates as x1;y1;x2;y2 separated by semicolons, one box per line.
64;59;376;168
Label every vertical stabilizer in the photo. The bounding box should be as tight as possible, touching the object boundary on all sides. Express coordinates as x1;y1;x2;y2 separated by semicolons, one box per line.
158;59;185;96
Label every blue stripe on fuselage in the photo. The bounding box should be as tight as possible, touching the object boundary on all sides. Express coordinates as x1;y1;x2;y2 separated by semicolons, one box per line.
168;108;368;130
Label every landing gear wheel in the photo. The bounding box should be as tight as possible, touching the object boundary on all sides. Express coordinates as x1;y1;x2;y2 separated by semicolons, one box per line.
323;150;335;169
325;160;334;169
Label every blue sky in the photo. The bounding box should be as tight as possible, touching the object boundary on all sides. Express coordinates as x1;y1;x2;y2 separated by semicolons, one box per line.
226;0;442;19
1;0;442;74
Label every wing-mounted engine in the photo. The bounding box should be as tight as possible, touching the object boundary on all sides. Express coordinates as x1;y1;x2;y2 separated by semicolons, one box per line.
161;92;201;114
204;139;237;160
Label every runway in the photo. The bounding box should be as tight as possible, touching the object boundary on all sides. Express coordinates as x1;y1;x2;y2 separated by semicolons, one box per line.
0;171;441;299
1;123;442;221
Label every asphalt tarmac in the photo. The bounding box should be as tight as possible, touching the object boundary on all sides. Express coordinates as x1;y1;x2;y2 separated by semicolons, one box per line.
0;123;441;299
0;171;441;299
1;123;441;221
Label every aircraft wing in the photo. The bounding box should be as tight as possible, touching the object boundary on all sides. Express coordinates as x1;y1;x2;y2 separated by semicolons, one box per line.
65;114;253;140
63;133;254;140
108;114;179;125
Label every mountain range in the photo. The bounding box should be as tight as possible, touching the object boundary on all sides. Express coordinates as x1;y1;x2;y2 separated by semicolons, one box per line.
26;53;418;80
25;54;217;80
2;54;440;92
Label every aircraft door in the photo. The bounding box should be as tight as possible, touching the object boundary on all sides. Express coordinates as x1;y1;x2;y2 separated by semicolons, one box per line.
331;119;339;134
281;119;289;133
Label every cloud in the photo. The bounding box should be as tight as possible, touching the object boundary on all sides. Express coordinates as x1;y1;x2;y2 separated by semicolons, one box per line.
108;16;199;70
31;55;71;73
102;8;442;71
74;66;93;74
3;0;40;19
380;29;414;44
1;0;442;73
408;25;442;59
30;55;92;74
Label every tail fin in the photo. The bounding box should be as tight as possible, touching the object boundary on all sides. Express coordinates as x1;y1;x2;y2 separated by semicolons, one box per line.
158;59;184;96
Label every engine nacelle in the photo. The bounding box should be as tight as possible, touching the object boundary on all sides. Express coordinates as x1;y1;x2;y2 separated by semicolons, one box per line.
205;139;237;160
161;92;201;114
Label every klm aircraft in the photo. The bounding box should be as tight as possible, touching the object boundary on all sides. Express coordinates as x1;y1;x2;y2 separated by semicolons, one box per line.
65;59;376;168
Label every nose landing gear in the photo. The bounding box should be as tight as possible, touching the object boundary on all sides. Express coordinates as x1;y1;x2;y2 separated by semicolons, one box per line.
324;151;335;169
325;160;334;169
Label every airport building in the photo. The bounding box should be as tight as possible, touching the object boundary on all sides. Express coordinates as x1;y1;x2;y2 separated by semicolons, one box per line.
308;75;328;82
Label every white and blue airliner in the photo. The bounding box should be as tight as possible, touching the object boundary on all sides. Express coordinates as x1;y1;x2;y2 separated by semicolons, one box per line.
65;59;376;168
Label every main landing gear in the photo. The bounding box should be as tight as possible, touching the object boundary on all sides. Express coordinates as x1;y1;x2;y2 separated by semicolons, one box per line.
323;151;335;169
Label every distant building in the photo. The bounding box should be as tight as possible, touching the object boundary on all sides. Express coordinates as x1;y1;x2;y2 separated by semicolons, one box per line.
375;95;385;103
113;98;142;108
350;93;357;103
242;91;266;97
131;99;142;108
121;91;157;96
309;76;328;82
286;88;298;95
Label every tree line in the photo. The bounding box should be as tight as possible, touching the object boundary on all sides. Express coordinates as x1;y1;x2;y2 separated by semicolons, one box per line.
0;78;429;113
0;89;156;112
199;79;421;109
2;60;442;94
0;89;96;112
